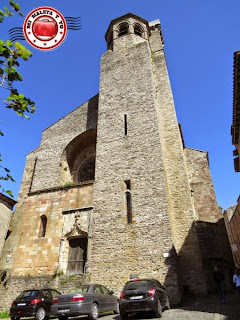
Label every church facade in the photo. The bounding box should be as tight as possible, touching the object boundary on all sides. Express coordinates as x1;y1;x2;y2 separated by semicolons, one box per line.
0;13;232;305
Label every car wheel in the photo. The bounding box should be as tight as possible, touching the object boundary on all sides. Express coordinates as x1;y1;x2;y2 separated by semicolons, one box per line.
120;311;128;319
154;299;162;318
88;303;99;320
35;307;46;320
58;317;68;320
113;302;120;314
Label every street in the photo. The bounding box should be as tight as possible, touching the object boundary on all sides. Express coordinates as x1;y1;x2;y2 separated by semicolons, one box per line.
2;294;240;320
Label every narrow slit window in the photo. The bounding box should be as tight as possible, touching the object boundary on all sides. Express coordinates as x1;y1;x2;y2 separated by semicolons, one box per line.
125;180;132;224
124;114;127;136
126;191;132;224
5;230;11;240
125;180;131;190
39;215;47;238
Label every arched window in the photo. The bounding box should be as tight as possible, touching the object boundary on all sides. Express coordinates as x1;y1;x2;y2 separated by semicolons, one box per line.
38;215;47;238
78;157;95;182
134;24;144;37
118;22;129;37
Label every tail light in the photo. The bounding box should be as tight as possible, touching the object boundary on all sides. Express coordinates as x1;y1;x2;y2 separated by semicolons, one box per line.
120;292;125;299
148;289;156;297
72;295;85;302
53;297;58;304
31;298;41;305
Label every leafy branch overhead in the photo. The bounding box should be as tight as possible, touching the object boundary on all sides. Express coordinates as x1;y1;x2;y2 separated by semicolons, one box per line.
0;40;35;117
0;1;36;197
0;1;35;118
0;1;22;23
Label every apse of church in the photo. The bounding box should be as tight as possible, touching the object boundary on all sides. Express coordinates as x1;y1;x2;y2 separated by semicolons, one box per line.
0;13;231;305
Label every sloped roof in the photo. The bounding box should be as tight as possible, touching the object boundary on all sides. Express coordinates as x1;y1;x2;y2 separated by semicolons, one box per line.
0;193;17;208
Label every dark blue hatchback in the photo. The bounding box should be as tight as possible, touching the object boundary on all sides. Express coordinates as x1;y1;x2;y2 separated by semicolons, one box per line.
10;289;61;320
119;279;170;319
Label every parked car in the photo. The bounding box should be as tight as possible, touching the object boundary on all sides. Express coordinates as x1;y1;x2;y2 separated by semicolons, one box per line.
119;278;170;319
10;288;62;320
51;284;119;320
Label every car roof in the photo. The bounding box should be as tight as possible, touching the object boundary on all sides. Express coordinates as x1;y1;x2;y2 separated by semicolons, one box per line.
75;284;105;287
126;278;153;283
22;288;58;291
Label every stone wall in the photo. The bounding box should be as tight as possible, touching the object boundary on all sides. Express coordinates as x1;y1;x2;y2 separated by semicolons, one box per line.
196;219;235;293
9;185;93;277
150;25;207;296
0;194;16;258
224;198;240;267
30;95;98;192
0;94;98;277
0;150;39;273
90;18;195;305
184;148;222;223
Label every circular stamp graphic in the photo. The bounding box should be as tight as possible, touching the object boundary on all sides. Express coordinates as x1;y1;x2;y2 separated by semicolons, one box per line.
23;7;67;50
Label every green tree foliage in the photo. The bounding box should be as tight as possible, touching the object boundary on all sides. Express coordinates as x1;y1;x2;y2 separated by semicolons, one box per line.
0;1;36;197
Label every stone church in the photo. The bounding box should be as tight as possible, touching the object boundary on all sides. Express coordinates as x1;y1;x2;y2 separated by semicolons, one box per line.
0;13;233;305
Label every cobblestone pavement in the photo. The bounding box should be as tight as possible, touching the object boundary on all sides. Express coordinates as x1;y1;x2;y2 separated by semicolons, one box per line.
100;294;240;320
2;294;240;320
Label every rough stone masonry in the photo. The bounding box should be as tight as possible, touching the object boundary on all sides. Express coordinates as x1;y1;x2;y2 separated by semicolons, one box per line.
0;13;233;310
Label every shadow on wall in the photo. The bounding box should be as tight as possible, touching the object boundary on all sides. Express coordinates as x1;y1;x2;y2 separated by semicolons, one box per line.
86;94;98;131
163;218;235;308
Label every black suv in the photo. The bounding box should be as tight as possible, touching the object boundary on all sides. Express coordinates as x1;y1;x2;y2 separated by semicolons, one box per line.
119;279;170;319
10;289;61;320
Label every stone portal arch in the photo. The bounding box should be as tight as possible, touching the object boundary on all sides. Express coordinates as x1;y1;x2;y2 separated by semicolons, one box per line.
58;208;92;274
60;129;97;185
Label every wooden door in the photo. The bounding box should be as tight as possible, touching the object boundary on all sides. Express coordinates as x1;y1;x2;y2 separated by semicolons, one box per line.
67;238;87;274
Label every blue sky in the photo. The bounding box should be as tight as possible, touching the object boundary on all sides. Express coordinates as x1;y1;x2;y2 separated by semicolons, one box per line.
0;0;239;210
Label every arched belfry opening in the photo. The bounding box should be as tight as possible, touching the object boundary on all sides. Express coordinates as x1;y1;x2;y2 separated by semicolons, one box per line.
118;22;129;37
105;13;150;50
133;23;144;37
60;129;97;185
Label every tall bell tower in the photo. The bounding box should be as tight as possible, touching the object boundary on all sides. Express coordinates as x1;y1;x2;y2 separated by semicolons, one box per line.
90;13;207;303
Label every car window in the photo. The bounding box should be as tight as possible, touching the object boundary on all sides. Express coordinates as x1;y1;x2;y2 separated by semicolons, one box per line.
18;290;39;298
69;286;89;294
51;290;61;298
94;286;103;294
101;286;110;294
124;281;149;290
42;290;51;298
